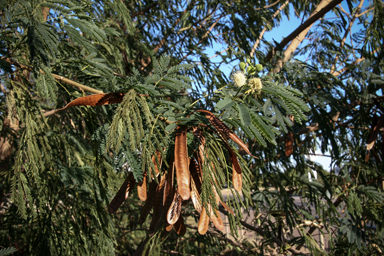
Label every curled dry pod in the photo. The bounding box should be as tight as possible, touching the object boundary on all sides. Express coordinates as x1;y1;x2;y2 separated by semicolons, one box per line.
196;110;256;158
138;181;158;224
198;207;210;235
167;191;183;225
108;172;136;213
58;93;125;112
175;126;191;200
137;170;147;201
150;175;166;232
173;215;186;236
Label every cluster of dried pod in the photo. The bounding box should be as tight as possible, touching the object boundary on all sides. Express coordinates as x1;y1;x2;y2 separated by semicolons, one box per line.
108;110;254;235
55;92;254;235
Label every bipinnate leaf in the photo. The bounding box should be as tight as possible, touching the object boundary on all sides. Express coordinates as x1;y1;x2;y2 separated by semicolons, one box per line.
108;172;136;213
175;126;191;200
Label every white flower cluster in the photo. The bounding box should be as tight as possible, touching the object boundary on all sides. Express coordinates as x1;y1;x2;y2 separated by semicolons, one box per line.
248;78;263;93
231;70;247;87
230;70;263;94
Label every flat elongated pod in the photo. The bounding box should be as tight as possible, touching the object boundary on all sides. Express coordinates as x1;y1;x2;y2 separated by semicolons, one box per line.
223;141;242;192
164;159;175;210
198;207;210;235
151;150;163;178
150;175;166;232
138;181;158;224
167;191;183;225
196;110;255;158
189;158;202;191
220;199;235;215
193;127;206;166
137;170;147;201
108;173;136;213
59;93;125;112
173;215;186;236
208;204;224;232
190;177;202;214
175;126;190;200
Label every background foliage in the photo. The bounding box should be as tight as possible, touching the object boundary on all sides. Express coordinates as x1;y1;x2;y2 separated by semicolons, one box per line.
1;0;384;255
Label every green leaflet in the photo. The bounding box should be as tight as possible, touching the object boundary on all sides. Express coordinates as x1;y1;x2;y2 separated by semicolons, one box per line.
237;103;252;127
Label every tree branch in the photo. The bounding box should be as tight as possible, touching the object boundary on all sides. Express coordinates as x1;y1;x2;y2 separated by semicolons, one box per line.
250;0;289;58
1;57;104;94
266;0;343;65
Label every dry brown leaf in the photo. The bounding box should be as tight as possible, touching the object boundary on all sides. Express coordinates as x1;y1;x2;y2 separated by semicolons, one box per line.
175;126;191;200
108;173;136;213
58;93;125;111
367;115;384;150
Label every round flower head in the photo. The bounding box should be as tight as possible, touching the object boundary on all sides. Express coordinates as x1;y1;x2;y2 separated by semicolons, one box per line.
231;70;246;87
248;78;263;93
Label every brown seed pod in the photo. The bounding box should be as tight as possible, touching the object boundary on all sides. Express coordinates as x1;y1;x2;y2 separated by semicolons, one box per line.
222;140;242;192
138;181;158;224
163;158;175;208
193;127;206;166
198;207;210;235
167;191;183;225
208;204;224;232
285;131;294;157
190;177;202;214
196;110;255;158
150;175;166;232
137;170;147;202
173;215;186;236
151;150;163;178
108;173;136;213
175;126;191;200
189;158;202;192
